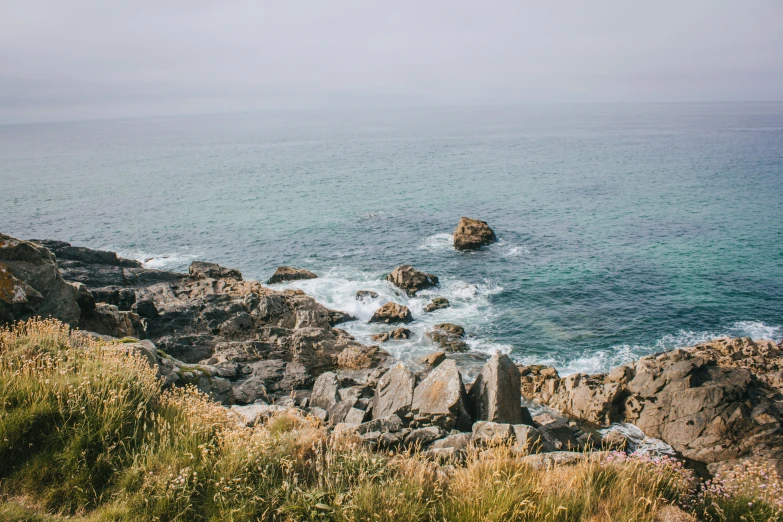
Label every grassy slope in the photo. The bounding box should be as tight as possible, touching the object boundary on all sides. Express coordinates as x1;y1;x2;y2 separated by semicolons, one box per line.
0;319;780;522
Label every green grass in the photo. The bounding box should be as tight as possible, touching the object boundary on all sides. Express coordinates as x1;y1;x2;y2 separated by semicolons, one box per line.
1;319;781;521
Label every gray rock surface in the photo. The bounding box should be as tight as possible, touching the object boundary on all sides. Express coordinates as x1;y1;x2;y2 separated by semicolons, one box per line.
468;352;531;424
372;363;416;419
411;359;472;431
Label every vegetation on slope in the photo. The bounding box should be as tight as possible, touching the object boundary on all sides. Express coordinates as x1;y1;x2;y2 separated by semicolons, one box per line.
0;319;781;521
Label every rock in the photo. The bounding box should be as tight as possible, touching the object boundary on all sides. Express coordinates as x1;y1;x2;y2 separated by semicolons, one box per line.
426;323;468;352
602;429;629;451
357;414;405;435
336;343;390;370
266;266;317;285
369;302;412;324
429;432;473;451
654;505;698;522
519;452;588;471
472;421;515;446
308;406;328;422
411;359;472;431
371;327;411;342
453;217;497;251
520;337;783;473
373;363;416;419
385;265;438;296
310;372;341;410
536;417;582;452
32;240;141;268
79;303;142;338
468;352;531;425
404;426;447;448
418;351;447;367
231;403;288;427
132;298;159;318
511;425;547;453
424;297;450;312
0;234;81;326
232;378;269;405
355;290;379;301
189;261;243;281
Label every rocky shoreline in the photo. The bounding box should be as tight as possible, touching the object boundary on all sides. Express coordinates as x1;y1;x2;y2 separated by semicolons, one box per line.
2;222;782;478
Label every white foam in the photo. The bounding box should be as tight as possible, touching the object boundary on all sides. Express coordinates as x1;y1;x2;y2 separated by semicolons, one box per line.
490;239;529;258
418;233;454;251
118;250;200;271
274;266;506;365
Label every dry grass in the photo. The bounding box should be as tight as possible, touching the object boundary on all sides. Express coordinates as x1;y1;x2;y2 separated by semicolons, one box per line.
1;319;781;521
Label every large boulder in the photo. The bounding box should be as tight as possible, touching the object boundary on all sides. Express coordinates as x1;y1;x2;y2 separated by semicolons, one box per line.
411;359;472;431
79;303;142;338
266;266;317;285
424;297;450;312
385;265;438;296
520;337;783;474
453;217;496;251
468;353;532;425
426;323;468;352
310;372;341;410
369;302;412;324
336;343;390;370
372;363;416;419
0;234;81;326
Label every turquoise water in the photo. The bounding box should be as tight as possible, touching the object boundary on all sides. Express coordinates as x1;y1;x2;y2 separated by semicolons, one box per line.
2;103;782;373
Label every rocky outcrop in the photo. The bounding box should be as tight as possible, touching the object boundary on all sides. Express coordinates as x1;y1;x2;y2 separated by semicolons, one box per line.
411;360;472;431
355;290;378;301
426;323;467;352
424;297;450;312
468;353;532;425
453;217;496;251
520;337;783;473
371;327;411;342
0;234;81;326
369;302;412;324
266;266;317;285
385;265;438;296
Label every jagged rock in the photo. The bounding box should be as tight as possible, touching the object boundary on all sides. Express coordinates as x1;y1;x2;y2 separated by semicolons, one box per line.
132;297;158;318
369;302;412;324
385;265;438;296
189;261;242;280
79;303;142;338
468;353;531;425
411;359;472;431
0;234;81;326
511;425;547;453
266;266;317;285
32;240;141;268
472;421;515;446
310;372;341;410
373;363;416;419
419;351;446;367
355;290;379;301
371;327;411;342
357;414;405;435
534;416;582;451
424;297;450;312
232;378;269;405
429;432;473;451
520;337;783;473
453;217;497;251
404;426;446;448
336;343;390;370
426;323;468;352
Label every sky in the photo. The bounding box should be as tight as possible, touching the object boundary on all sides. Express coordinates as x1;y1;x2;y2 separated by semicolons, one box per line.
1;0;782;123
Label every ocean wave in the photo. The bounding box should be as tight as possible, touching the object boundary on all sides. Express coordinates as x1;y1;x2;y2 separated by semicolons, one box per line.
418;233;454;251
490;239;529;258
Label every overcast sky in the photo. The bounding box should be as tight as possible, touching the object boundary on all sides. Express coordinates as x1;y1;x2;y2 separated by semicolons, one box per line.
1;1;782;123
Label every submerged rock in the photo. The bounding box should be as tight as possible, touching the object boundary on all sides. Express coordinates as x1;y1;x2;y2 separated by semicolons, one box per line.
426;323;468;352
453;217;497;251
424;297;450;312
369;302;413;324
385;265;438;296
266;266;317;285
355;290;379;301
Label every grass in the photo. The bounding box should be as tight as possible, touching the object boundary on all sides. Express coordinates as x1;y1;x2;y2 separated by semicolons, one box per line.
1;318;781;521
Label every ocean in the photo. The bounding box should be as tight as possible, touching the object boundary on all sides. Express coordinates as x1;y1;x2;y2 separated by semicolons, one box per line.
2;103;782;375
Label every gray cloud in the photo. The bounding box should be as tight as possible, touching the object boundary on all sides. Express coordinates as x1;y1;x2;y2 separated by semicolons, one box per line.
1;0;782;123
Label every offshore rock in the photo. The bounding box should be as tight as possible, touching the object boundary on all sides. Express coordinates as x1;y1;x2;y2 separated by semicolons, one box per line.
371;327;411;342
468;352;532;425
369;302;412;324
355;290;379;301
266;266;317;285
189;261;243;280
385;265;438;296
453;217;497;251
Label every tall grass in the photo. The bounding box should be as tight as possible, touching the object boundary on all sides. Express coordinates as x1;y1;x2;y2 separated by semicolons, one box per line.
1;319;781;521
